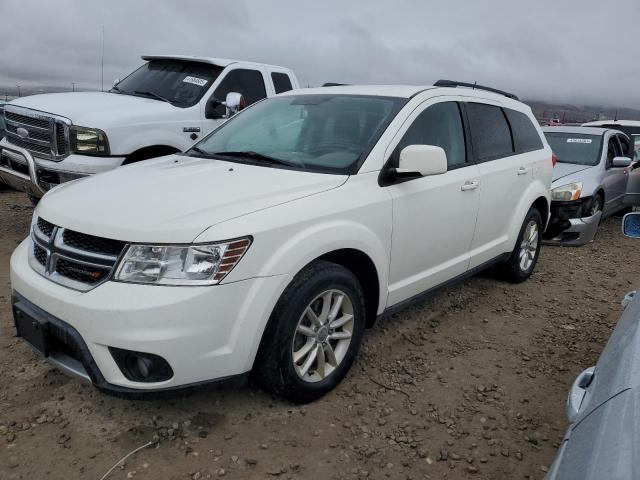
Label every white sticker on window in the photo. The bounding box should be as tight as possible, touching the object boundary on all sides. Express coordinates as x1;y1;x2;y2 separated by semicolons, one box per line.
183;76;208;87
567;138;592;144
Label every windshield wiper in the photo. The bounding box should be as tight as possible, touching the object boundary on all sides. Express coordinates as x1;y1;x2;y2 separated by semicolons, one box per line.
213;151;300;168
133;90;174;104
188;146;213;157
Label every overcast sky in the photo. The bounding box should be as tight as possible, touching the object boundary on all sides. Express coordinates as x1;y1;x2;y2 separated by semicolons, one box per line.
1;0;638;108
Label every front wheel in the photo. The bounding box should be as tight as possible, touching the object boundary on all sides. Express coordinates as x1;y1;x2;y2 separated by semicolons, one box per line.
500;208;543;283
254;260;365;403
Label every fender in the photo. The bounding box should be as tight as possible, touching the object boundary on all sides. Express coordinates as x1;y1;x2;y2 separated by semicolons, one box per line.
108;126;192;156
506;179;550;249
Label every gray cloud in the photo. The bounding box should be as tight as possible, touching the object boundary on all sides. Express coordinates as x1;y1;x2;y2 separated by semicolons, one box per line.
1;0;638;108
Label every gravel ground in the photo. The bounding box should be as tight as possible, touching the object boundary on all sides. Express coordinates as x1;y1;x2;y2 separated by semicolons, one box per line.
0;189;637;480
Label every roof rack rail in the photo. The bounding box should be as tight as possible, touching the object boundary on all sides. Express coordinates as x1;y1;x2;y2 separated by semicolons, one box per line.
322;82;349;87
434;79;519;101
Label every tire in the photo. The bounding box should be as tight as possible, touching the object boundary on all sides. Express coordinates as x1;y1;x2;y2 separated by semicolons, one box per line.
500;207;543;283
254;260;366;403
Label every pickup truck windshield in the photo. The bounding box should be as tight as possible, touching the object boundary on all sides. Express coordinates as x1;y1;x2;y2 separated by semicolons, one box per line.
112;60;223;108
190;94;405;174
545;133;603;166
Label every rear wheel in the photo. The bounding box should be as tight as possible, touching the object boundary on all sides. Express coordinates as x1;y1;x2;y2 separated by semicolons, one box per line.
255;261;365;403
500;208;543;283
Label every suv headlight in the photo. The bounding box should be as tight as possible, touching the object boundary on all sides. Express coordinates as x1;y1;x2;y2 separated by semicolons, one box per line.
551;182;583;201
114;237;251;285
70;126;110;156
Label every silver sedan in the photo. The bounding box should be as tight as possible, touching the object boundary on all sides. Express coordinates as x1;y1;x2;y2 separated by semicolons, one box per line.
543;126;640;246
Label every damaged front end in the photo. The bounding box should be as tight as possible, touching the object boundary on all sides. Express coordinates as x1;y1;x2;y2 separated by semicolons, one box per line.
543;196;602;246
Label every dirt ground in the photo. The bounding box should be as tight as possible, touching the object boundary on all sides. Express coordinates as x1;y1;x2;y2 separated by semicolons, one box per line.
0;189;637;480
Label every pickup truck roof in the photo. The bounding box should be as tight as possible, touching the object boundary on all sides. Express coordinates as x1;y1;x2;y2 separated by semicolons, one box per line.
140;55;293;72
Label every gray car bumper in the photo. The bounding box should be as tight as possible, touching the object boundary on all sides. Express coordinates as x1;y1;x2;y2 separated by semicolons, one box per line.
544;211;602;246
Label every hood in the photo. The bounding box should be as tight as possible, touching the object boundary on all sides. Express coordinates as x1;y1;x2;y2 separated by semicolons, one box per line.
552;162;594;183
9;92;181;128
36;155;347;243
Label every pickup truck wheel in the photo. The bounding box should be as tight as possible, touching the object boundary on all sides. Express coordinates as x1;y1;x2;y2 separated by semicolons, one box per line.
500;207;542;283
255;260;365;403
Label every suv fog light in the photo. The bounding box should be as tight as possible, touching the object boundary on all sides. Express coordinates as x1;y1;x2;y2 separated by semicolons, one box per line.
109;347;173;383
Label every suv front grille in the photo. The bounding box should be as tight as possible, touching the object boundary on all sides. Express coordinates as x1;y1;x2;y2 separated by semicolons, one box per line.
30;217;127;291
3;106;70;161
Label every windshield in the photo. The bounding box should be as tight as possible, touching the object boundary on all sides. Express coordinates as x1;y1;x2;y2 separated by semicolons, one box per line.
112;59;223;108
189;94;406;174
545;132;602;166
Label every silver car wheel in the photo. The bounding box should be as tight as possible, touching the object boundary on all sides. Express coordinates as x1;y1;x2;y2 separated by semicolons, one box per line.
590;196;603;216
291;289;354;383
518;220;539;272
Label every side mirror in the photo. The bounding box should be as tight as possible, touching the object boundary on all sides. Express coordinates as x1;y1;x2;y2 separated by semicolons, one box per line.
112;78;120;87
622;212;640;238
398;145;447;177
224;92;246;117
613;156;632;168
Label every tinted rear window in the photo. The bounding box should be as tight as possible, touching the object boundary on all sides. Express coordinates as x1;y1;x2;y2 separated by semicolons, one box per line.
505;109;543;153
271;72;293;94
466;103;514;161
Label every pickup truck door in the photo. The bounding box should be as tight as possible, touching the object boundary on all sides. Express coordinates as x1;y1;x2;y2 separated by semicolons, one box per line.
385;98;480;307
201;67;269;136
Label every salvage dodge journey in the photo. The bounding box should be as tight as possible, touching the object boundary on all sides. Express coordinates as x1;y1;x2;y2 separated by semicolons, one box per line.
10;81;552;402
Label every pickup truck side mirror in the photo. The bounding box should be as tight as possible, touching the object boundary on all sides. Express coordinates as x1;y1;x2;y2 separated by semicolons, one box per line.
205;92;246;120
224;92;246;117
613;156;632;168
397;145;448;177
622;212;640;238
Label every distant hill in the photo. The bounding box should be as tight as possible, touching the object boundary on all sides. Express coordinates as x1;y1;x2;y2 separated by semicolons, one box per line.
525;100;640;123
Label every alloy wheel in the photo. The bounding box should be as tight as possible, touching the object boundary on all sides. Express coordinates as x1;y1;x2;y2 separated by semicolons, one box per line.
291;289;354;383
518;220;539;271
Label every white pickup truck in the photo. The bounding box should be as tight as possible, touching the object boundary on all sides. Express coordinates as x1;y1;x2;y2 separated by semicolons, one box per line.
0;55;299;200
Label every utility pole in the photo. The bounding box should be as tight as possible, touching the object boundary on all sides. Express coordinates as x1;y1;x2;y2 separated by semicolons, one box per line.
101;26;105;91
16;85;21;97
72;82;76;92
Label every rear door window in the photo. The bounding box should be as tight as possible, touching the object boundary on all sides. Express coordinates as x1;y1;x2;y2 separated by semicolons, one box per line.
271;72;293;94
465;103;514;161
504;109;543;153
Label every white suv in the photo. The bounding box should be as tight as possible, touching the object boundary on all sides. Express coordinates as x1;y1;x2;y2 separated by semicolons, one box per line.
10;81;552;402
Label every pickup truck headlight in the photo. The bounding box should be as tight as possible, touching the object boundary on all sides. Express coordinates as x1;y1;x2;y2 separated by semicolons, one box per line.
551;182;583;201
114;237;251;285
70;126;110;156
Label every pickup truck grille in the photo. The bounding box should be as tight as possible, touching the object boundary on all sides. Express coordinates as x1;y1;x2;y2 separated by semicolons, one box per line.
3;106;70;161
30;217;127;291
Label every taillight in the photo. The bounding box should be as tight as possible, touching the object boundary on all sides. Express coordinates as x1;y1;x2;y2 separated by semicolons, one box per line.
551;153;558;167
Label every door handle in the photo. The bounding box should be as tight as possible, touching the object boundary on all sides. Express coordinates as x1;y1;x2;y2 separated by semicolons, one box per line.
461;180;479;191
517;166;530;175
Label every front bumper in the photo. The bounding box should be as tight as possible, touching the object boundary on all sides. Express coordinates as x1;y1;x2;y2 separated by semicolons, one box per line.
10;239;290;393
0;139;125;198
543;197;602;246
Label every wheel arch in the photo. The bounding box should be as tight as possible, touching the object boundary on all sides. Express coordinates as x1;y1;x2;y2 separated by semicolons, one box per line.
122;145;181;164
317;249;380;328
532;196;549;228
